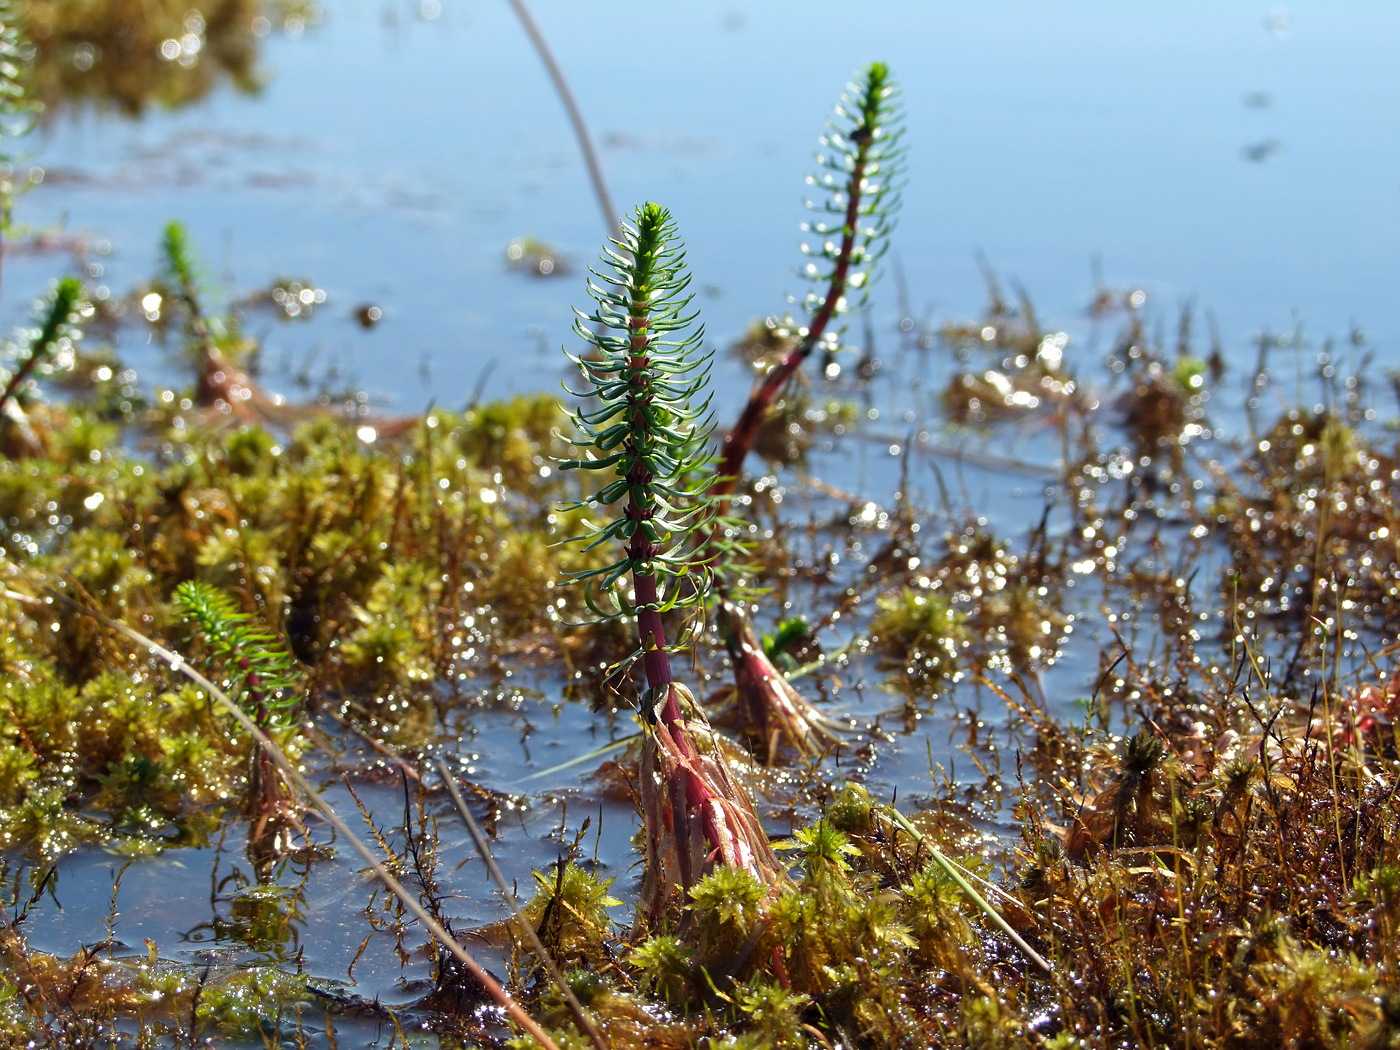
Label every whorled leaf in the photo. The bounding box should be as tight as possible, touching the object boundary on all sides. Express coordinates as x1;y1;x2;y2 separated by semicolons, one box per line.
557;201;718;628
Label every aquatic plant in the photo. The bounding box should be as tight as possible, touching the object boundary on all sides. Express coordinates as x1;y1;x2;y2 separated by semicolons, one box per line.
558;201;782;918
0;278;83;401
716;61;903;492
0;278;84;453
0;0;38;265
173;579;302;860
2;26;1397;1045
1;302;1395;1044
158;220;286;424
720;600;843;764
173;580;300;726
707;62;903;761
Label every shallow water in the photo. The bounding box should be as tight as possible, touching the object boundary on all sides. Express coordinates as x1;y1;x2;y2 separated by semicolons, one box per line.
5;3;1398;1044
11;1;1399;404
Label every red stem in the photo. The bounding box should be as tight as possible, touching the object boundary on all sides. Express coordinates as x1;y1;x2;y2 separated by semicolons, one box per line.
626;297;675;697
626;287;722;880
715;139;871;507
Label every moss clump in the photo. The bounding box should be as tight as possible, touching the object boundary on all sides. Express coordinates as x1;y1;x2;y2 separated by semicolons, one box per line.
0;649;243;857
24;0;317;117
0;925;314;1044
870;587;969;690
520;863;621;969
0;393;619;856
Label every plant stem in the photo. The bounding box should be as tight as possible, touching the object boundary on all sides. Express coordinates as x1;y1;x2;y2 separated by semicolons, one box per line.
624;264;723;889
504;0;618;231
626;284;674;695
715;129;872;501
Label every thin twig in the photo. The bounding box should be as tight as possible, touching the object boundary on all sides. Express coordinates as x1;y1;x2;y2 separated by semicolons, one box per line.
436;756;610;1050
0;583;561;1050
505;0;618;231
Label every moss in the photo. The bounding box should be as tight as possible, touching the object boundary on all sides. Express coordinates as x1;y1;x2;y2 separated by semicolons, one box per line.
687;866;768;959
870;587;969;690
730;979;811;1049
191;966;311;1038
0;626;253;856
25;0;316;117
521;864;621;968
629;934;691;1006
824;781;876;837
0;257;1394;1049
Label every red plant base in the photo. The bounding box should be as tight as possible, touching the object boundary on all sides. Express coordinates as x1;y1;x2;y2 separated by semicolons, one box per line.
721;603;843;765
638;682;784;925
244;749;306;874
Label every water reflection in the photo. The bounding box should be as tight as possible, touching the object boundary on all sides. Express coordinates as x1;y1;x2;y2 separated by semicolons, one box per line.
25;0;315;116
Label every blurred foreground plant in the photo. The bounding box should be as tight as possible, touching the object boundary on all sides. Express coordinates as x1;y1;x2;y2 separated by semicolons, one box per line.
0;277;85;455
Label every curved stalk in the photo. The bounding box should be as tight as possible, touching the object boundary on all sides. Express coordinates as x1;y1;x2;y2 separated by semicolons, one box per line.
705;64;903;762
504;0;618;231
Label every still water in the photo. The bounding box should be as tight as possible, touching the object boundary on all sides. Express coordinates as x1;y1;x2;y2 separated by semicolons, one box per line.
12;1;1398;408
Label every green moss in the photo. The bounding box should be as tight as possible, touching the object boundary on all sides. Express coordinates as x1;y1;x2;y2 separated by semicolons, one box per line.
824;782;876;837
0;296;1393;1049
870;587;969;689
730;979;811;1049
629;934;691;1006
521;864;621;968
688;866;768;959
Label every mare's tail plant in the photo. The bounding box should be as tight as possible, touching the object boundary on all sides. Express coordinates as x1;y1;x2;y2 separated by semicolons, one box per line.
0;277;84;455
711;63;903;760
173;580;304;864
0;0;39;290
160;220;276;423
559;201;782;922
719;599;844;764
716;61;903;494
161;220;221;372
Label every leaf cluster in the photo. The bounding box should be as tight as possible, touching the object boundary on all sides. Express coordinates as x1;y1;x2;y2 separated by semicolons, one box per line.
795;61;905;339
558;202;717;626
173;580;301;726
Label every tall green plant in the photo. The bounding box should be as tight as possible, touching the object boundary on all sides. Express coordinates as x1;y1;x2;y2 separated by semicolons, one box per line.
159;220;276;423
0;0;38;275
559;202;780;917
559;202;716;668
717;61;904;492
706;63;903;763
0;277;83;418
